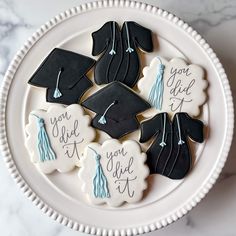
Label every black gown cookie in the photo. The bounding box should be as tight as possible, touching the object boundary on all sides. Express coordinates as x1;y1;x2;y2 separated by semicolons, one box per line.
92;21;153;87
140;112;204;180
28;48;96;105
82;81;151;139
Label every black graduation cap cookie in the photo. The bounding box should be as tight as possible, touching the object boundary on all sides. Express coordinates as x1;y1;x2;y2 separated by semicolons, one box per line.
82;81;151;139
28;48;96;105
92;21;153;87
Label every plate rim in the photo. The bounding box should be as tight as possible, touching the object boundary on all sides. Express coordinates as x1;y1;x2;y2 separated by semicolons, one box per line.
0;0;234;235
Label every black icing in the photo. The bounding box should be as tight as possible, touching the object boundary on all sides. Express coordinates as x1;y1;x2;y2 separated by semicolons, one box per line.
82;81;151;139
28;48;96;105
92;21;153;87
46;75;92;105
140;112;204;180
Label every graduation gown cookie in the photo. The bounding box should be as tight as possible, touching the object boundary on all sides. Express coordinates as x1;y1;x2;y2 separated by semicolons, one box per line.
140;112;204;180
82;82;151;139
28;48;96;105
92;21;153;87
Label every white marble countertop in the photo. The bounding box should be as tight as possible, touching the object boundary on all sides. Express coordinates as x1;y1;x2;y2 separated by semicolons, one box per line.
0;0;236;235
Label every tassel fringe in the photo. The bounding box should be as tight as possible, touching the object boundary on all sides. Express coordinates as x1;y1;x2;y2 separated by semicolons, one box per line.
98;115;107;125
148;63;165;110
34;116;56;162
109;49;116;55
89;147;110;198
126;47;134;53
53;87;62;98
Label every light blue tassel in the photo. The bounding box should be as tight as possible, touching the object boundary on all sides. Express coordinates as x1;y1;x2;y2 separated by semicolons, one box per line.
125;22;134;54
89;147;110;198
53;68;63;99
159;141;167;147
33;115;56;162
148;62;165;110
98;115;107;125
178;140;185;145
109;22;116;56
109;49;116;55
53;87;62;98
98;101;117;125
126;47;134;53
176;114;185;146
159;113;167;147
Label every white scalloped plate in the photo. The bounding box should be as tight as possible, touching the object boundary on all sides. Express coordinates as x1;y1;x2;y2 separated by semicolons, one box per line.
0;1;234;235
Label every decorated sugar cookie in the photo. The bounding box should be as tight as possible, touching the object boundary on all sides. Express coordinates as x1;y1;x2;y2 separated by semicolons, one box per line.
79;139;149;207
28;48;96;105
82;81;151;139
25;104;96;174
137;57;208;117
140;112;204;179
92;21;153;87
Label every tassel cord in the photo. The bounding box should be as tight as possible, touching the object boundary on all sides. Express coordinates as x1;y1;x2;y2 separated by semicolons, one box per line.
53;68;63;98
125;22;134;53
98;100;117;125
159;113;167;147
109;22;116;55
176;114;185;145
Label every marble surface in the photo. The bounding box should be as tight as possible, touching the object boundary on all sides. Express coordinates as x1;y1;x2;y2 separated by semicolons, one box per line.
0;0;236;235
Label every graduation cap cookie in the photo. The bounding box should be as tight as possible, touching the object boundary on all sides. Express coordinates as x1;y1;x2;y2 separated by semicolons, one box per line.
28;48;96;105
82;82;151;139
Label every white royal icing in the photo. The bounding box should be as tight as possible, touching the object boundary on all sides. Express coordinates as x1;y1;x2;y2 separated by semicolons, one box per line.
25;104;96;174
79;139;149;207
137;57;208;117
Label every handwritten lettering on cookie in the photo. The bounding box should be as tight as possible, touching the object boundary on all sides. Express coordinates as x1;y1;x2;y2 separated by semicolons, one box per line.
167;66;194;112
138;57;208;117
106;147;137;198
79;140;149;207
25;104;95;174
50;111;84;160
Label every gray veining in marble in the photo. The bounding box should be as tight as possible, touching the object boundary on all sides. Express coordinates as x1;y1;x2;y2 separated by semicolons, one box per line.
0;0;236;235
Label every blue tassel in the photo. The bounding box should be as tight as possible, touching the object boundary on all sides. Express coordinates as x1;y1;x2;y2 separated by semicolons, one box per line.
126;47;134;53
53;87;62;98
98;101;117;126
176;114;185;146
148;63;165;110
159;141;167;147
109;49;116;55
53;68;63;99
89;147;110;198
109;22;116;56
33;115;56;162
159;113;167;147
178;140;185;145
98;115;107;125
125;22;134;54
